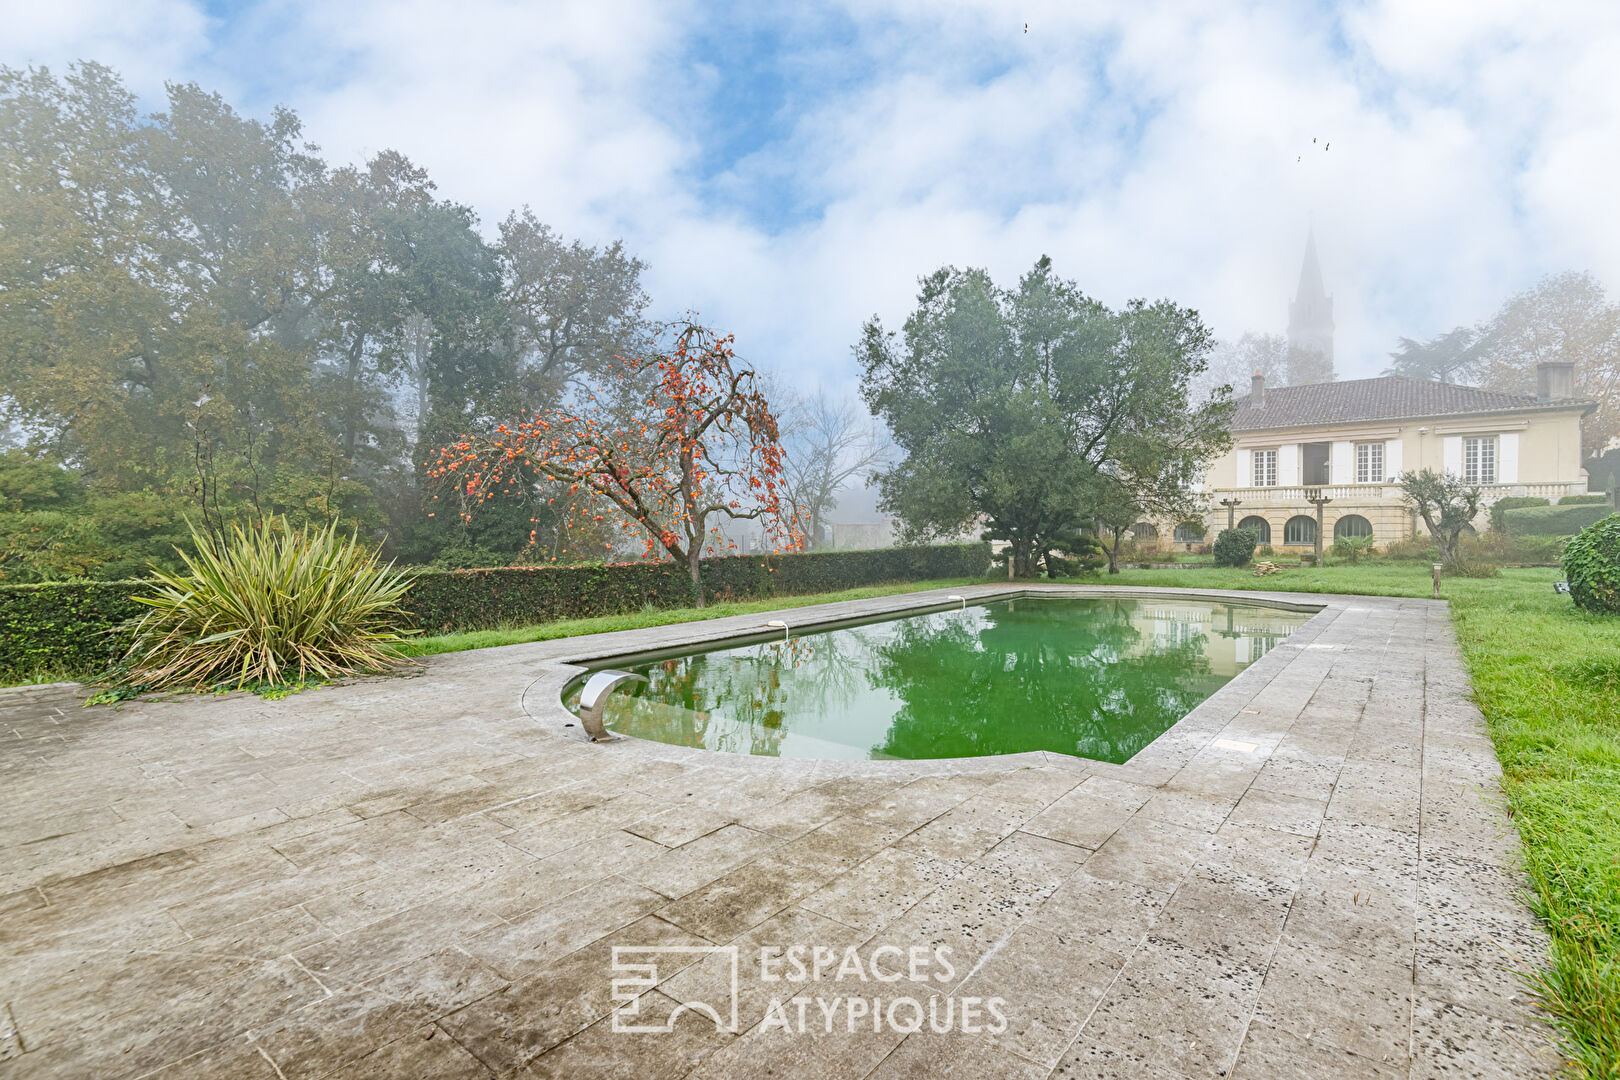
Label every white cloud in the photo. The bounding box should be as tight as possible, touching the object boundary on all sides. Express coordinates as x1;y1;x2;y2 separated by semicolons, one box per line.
6;0;1620;392
1;0;212;97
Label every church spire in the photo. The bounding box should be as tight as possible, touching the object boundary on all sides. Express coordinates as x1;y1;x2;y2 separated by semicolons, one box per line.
1287;229;1335;383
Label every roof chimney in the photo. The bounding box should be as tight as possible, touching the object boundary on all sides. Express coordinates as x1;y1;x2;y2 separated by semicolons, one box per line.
1536;361;1575;401
1250;370;1265;408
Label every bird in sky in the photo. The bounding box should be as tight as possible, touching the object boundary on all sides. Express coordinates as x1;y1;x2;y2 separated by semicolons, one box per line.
1024;22;1028;32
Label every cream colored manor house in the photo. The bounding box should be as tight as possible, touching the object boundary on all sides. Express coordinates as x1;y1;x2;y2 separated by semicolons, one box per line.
1142;238;1595;552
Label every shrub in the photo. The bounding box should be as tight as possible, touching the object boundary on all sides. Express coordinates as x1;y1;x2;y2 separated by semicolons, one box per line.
114;519;420;692
1213;528;1258;568
1255;544;1275;559
1330;534;1377;565
1558;494;1612;506
1501;503;1613;537
1488;496;1549;532
1382;536;1441;562
1045;535;1105;578
1466;532;1567;566
1562;513;1620;614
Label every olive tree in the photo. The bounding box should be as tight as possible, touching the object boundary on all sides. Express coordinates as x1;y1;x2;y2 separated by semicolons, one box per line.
1401;468;1484;569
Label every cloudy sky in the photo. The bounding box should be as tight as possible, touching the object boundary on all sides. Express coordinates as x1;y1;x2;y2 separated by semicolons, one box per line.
9;0;1620;392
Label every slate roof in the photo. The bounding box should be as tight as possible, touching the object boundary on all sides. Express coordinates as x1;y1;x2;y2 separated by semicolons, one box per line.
1231;375;1590;432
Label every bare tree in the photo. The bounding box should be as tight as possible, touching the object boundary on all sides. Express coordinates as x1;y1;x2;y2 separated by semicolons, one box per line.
778;390;891;549
1195;331;1287;400
1477;271;1620;453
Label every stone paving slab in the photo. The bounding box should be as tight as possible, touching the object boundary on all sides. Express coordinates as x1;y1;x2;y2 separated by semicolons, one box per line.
0;585;1562;1077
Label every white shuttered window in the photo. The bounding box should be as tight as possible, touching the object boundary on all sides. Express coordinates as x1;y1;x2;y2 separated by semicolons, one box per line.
1463;436;1497;484
1253;449;1278;487
1355;442;1384;484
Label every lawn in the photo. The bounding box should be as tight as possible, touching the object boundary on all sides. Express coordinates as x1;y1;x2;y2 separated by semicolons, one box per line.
401;576;988;657
1103;562;1619;1076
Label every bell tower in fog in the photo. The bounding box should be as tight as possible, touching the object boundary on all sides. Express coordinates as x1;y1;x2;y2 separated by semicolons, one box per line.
1286;230;1335;383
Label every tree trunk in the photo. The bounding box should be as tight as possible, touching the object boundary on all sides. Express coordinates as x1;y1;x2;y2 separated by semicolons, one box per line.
686;545;705;607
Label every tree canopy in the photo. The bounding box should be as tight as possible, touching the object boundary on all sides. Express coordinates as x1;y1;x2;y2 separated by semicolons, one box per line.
0;62;656;579
857;257;1232;577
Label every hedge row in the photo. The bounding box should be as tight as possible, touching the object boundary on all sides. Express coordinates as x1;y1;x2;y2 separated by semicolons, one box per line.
1500;503;1615;537
1488;496;1549;531
0;543;992;679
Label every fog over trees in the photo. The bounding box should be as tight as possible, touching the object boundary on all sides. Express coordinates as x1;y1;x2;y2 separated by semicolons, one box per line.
4;62;1617;583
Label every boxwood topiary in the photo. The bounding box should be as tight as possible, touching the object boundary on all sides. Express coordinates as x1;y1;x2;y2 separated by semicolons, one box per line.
1562;513;1620;614
1213;527;1258;568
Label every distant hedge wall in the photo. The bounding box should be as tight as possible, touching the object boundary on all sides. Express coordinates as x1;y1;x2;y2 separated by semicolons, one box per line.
0;543;991;679
1487;496;1549;532
1501;503;1614;537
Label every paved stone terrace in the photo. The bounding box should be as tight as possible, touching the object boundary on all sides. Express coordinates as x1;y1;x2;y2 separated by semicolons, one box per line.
0;586;1560;1078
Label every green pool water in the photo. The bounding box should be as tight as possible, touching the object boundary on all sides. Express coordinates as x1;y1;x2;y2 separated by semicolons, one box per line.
565;597;1311;763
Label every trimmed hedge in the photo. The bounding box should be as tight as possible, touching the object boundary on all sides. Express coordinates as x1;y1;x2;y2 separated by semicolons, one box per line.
1562;513;1620;614
1558;494;1612;506
0;580;147;680
0;543;991;679
1501;503;1614;537
1488;496;1549;532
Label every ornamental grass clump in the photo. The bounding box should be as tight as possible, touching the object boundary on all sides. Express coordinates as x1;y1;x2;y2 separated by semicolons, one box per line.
119;518;419;692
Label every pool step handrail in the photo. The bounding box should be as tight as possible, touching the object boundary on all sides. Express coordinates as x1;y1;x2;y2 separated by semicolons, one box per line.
577;669;647;741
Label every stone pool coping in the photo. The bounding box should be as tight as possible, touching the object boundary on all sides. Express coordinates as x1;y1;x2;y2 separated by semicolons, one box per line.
517;583;1336;783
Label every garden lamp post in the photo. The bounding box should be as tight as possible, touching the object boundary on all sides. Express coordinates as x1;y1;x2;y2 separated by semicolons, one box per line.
1306;489;1332;564
1219;497;1242;532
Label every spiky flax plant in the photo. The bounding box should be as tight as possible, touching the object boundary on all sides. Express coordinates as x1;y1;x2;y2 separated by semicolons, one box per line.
120;518;419;691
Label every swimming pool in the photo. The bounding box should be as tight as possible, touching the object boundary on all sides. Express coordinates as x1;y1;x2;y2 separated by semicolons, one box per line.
564;596;1312;763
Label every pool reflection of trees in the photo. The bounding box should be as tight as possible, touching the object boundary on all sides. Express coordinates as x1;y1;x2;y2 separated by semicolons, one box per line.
605;631;875;756
868;601;1222;762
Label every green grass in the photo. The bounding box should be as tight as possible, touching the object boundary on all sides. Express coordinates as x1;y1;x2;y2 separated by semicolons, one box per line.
1104;561;1619;1075
400;577;986;657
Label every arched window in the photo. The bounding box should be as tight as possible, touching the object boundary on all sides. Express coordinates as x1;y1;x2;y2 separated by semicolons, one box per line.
1130;521;1158;542
1237;516;1271;544
1283;515;1317;545
1173;520;1206;543
1333;514;1373;539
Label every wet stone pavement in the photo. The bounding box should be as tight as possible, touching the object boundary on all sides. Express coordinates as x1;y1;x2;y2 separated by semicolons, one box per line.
0;586;1561;1078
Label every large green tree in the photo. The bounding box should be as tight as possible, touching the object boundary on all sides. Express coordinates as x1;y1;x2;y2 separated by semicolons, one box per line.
0;63;654;577
857;257;1232;577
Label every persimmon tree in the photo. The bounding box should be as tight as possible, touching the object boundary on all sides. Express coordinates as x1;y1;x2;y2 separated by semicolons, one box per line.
429;320;802;602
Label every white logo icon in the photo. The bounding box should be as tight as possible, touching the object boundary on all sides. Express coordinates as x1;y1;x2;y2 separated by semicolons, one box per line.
610;945;741;1033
